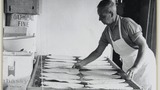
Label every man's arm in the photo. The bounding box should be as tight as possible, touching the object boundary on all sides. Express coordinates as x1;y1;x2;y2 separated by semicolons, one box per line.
132;35;148;69
72;44;107;69
126;35;148;79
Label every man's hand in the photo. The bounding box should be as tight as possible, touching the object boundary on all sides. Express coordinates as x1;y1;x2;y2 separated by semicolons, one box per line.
72;60;86;69
126;66;138;80
72;62;82;69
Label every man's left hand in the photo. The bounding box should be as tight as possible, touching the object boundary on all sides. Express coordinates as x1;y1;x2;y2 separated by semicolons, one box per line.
126;66;138;80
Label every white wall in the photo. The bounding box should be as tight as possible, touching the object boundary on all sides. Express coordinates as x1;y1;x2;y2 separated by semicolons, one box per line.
36;0;112;58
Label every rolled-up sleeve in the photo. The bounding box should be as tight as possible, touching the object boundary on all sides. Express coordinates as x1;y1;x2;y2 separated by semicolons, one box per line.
123;18;143;42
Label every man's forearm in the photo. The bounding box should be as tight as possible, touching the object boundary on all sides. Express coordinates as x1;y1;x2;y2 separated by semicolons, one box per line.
132;36;149;70
81;50;102;66
133;45;147;70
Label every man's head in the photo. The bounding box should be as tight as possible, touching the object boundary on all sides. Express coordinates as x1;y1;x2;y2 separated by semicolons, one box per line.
97;0;117;25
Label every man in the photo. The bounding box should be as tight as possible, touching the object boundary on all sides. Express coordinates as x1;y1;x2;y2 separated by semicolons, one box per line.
72;0;156;90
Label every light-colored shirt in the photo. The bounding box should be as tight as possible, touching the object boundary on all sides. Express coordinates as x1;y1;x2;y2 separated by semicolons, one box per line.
99;15;142;49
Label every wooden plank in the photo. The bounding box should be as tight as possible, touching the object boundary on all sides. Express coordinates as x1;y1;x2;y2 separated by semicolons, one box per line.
27;56;41;90
106;58;142;90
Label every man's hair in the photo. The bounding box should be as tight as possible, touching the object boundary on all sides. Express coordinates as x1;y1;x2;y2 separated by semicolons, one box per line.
97;0;116;9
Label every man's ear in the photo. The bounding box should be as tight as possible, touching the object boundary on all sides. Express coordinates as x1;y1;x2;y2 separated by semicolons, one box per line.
110;11;114;17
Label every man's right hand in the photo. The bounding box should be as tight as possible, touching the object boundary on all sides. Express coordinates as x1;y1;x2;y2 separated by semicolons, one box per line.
72;61;84;69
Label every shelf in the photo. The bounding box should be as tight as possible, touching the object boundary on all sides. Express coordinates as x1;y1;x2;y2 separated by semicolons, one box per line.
3;35;35;40
3;51;33;56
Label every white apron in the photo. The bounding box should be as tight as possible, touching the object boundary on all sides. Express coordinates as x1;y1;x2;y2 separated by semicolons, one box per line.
108;18;156;90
